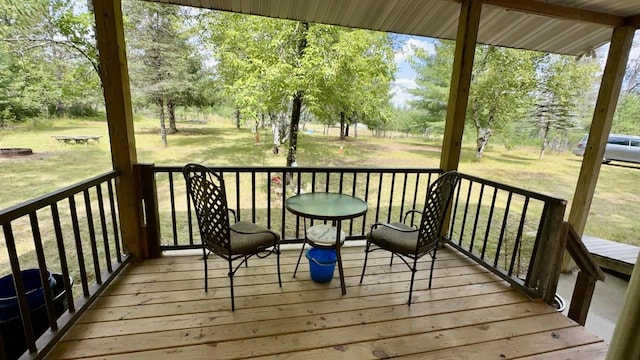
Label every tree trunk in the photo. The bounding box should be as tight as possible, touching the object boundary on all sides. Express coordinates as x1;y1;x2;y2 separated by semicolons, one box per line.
475;127;492;158
167;98;178;134
339;112;346;140
270;113;280;154
286;22;308;168
287;93;302;167
235;108;240;129
159;96;167;147
539;122;550;160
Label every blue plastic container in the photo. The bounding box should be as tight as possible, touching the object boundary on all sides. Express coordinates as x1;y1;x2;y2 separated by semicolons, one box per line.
306;248;337;283
0;269;56;322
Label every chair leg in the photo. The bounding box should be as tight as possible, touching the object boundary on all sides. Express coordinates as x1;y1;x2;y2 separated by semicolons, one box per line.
228;258;235;311
428;248;438;290
293;241;307;278
276;244;282;287
203;248;209;292
359;240;371;284
408;257;418;306
389;253;394;266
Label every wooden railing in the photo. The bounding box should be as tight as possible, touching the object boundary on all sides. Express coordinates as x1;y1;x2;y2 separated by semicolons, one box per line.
139;164;443;249
565;222;605;325
138;164;567;307
0;171;129;359
446;173;567;304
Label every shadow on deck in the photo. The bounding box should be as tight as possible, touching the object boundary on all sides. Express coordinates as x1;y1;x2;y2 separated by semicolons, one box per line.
46;245;607;359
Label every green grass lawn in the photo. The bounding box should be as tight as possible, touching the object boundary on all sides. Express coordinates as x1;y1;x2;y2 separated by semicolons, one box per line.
1;115;639;247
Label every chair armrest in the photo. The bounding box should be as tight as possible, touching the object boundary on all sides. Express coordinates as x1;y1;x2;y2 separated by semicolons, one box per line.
370;222;418;233
403;209;423;223
228;209;237;223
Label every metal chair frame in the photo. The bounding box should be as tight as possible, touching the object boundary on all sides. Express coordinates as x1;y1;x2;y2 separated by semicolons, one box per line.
184;163;281;311
360;171;460;305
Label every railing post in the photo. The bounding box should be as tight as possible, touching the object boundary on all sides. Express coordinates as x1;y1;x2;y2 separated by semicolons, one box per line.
527;200;567;305
564;223;605;326
134;163;161;258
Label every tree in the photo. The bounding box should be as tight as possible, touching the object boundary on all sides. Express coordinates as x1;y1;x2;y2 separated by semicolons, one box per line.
125;1;211;144
0;0;102;121
206;13;395;165
532;54;598;159
469;46;541;158
408;40;454;134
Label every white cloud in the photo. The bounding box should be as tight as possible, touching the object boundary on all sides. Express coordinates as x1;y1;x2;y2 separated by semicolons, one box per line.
391;36;434;107
391;78;417;107
394;38;435;63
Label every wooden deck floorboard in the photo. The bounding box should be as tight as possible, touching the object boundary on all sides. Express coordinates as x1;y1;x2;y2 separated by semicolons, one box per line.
45;245;606;359
583;235;638;275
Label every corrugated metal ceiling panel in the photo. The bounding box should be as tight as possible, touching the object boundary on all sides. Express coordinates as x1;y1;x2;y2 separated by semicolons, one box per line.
147;0;639;55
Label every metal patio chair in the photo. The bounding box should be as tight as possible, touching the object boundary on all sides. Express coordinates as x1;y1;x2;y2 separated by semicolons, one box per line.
183;163;281;311
360;171;460;305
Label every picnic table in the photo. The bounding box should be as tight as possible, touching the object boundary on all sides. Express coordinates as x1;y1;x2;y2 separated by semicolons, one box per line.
51;135;102;145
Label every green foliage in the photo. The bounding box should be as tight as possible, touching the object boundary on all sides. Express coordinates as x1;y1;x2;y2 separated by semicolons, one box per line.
407;40;454;128
0;0;102;122
205;14;395;127
612;93;640;134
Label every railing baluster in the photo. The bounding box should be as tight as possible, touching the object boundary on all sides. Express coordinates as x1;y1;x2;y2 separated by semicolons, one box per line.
96;184;113;272
107;179;122;263
51;203;74;312
459;180;473;247
399;173;408;222
481;188;499;260
449;178;462;242
235;171;241;221
168;172;177;246
325;171;330;193
469;183;485;253
187;182;194;245
362;172;371;235
267;171;272;229
494;192;513;268
3;222;37;354
350;172;357;235
84;189;102;284
29;212;58;330
375;173;383;223
69;196;90;297
281;170;286;238
508;196;530;277
387;172;396;223
251;172;256;223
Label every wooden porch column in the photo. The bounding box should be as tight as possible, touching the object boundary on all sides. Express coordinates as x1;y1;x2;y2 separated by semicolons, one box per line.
93;0;143;259
608;252;640;359
440;0;482;172
565;25;635;271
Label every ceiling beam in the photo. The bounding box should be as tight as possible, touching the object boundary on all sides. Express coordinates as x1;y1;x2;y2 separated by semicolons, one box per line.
483;0;625;27
626;14;640;28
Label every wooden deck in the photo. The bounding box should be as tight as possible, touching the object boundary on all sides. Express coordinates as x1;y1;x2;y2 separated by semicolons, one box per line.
583;235;639;275
45;245;607;359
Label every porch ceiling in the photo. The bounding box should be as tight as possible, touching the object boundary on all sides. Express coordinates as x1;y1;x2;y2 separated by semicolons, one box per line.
147;0;640;56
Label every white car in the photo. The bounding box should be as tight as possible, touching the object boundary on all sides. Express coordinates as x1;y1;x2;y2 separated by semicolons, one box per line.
573;134;640;164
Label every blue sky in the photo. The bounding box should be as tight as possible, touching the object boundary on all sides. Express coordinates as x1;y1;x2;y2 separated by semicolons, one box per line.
391;35;434;106
391;35;436;107
391;31;640;108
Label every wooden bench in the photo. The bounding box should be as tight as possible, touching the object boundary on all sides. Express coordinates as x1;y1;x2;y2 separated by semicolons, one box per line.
52;135;102;145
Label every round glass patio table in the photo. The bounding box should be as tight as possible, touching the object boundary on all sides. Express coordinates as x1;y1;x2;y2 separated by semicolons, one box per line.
286;192;368;295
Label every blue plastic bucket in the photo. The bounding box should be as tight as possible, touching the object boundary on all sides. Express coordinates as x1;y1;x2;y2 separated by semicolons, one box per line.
0;269;56;322
306;248;337;283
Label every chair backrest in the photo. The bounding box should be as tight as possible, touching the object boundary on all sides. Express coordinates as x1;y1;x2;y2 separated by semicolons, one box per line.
183;163;231;254
417;171;460;254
